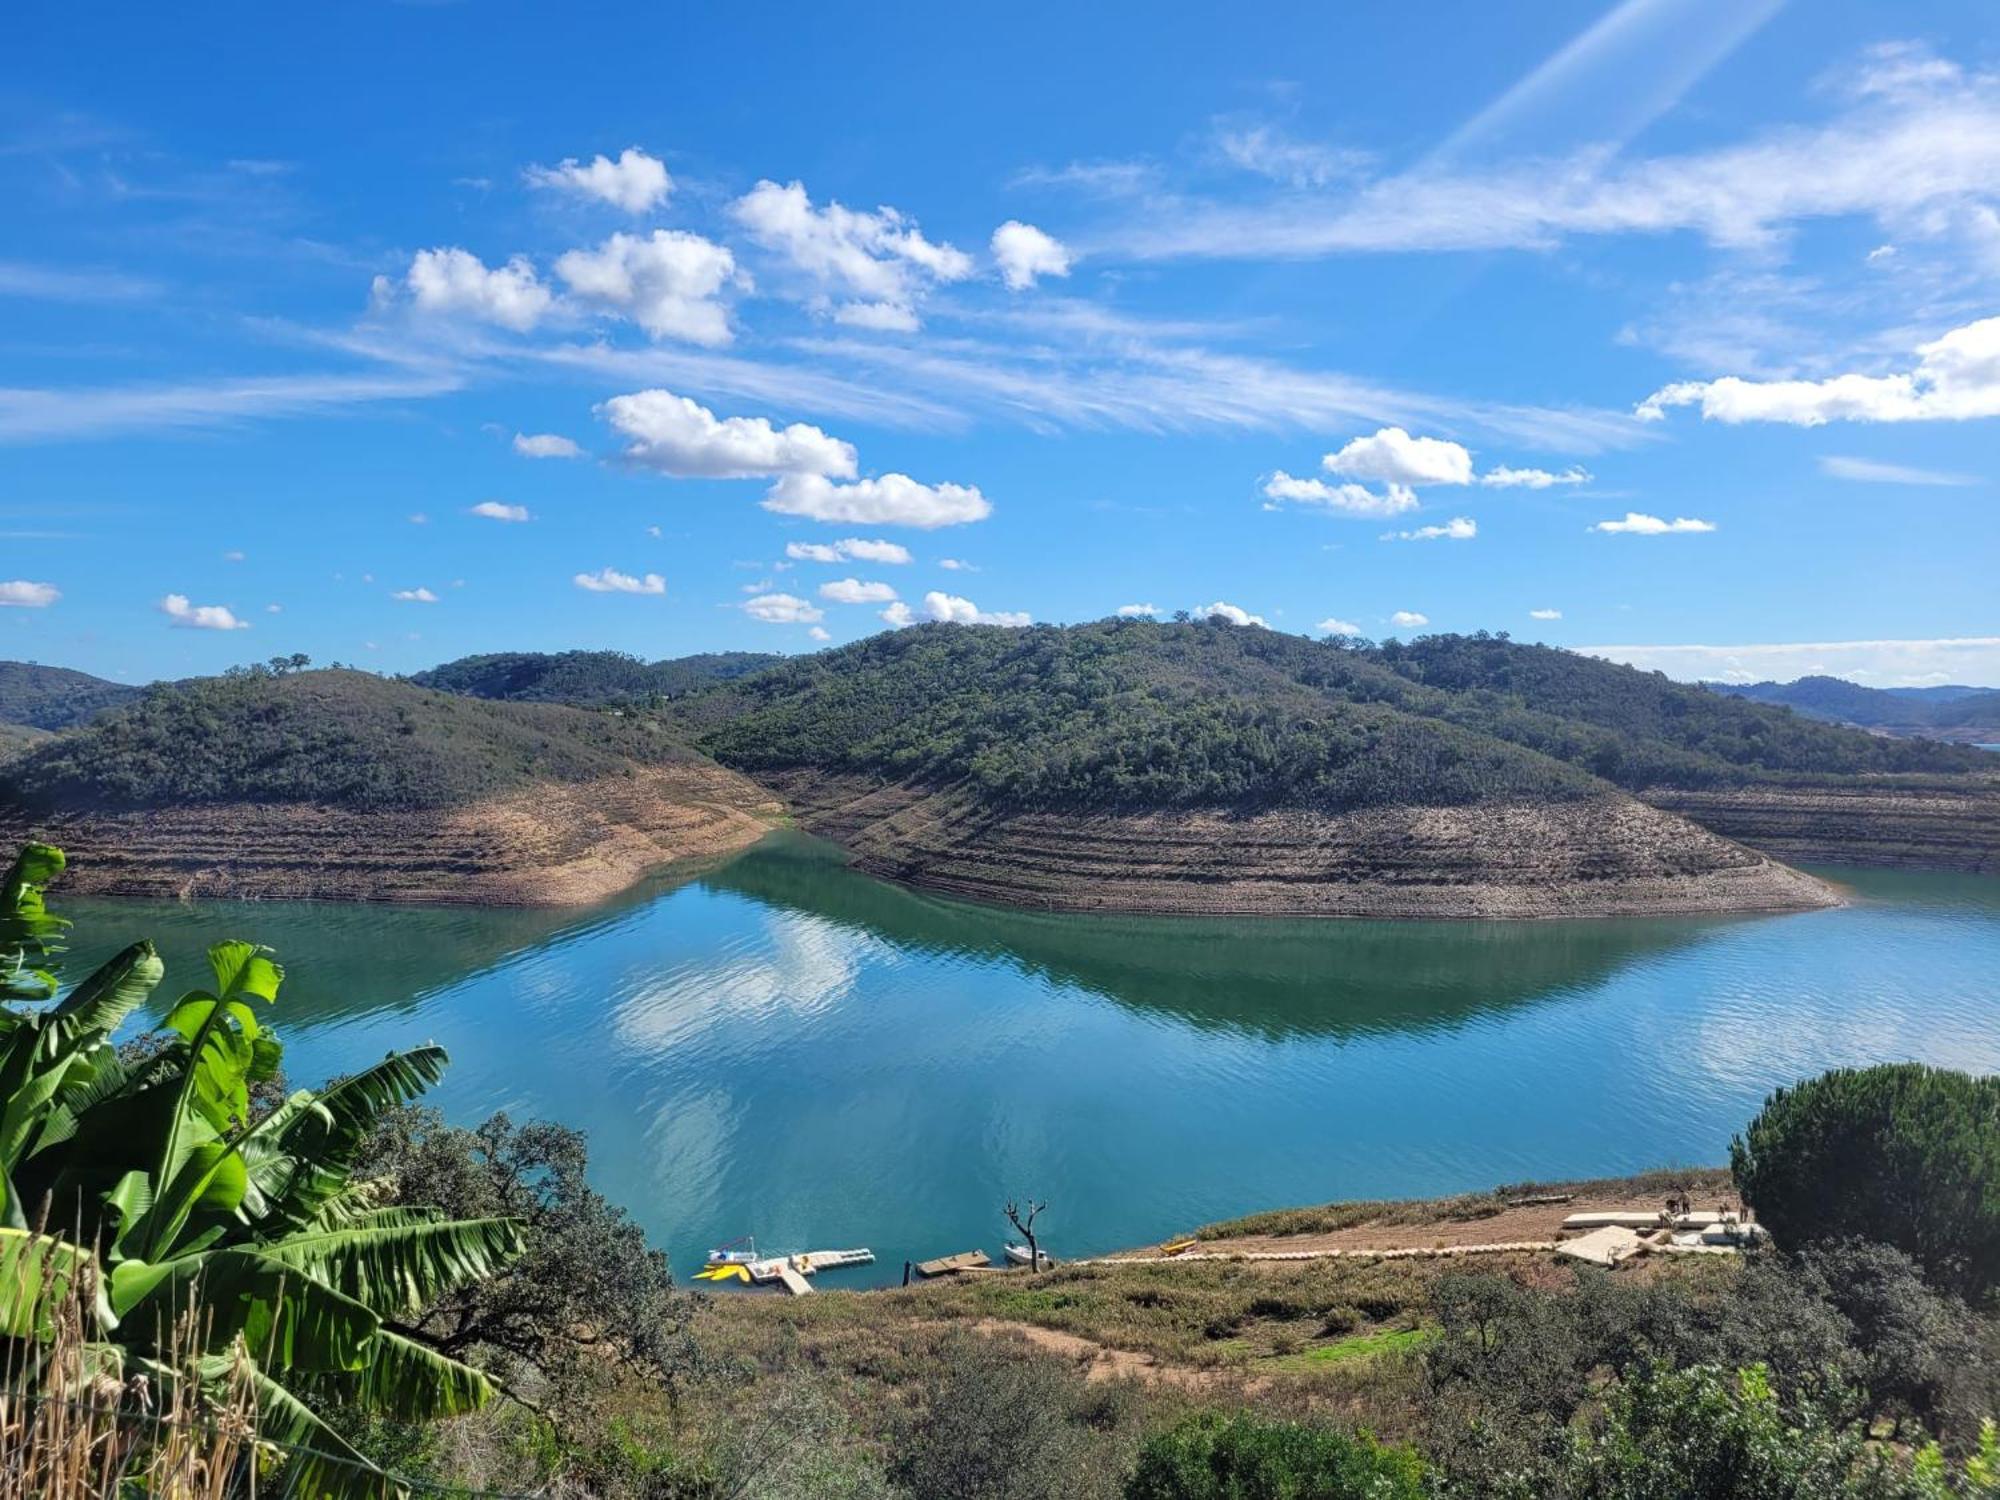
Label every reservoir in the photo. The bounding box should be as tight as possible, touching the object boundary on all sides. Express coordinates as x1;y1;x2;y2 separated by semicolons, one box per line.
65;832;2000;1287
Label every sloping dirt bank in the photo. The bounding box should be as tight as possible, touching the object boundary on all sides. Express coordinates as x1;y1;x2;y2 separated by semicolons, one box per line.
761;773;1839;919
0;765;783;905
1642;780;2000;875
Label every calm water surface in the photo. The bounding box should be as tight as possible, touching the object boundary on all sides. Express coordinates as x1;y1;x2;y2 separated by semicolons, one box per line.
65;834;2000;1287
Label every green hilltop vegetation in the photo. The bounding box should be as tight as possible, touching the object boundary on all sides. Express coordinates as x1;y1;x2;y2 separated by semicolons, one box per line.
0;660;143;731
676;619;1984;813
1716;674;2000;735
1;662;703;813
411;647;783;706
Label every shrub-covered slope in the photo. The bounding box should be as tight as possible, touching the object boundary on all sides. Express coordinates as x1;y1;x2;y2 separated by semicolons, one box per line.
676;622;1841;916
412;649;783;706
0;669;777;902
682;620;1606;814
4;667;707;812
1372;636;1984;783
683;621;1981;810
0;661;143;731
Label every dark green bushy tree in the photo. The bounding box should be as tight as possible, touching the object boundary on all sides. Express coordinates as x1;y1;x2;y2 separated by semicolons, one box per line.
351;1104;702;1424
1124;1411;1426;1500
1732;1065;2000;1296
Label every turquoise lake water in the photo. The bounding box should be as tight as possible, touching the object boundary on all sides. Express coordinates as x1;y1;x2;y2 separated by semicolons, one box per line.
64;834;2000;1288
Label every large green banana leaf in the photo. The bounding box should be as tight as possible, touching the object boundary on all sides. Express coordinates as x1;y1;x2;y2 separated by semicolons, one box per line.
113;1247;381;1373
258;1215;526;1318
311;1327;498;1422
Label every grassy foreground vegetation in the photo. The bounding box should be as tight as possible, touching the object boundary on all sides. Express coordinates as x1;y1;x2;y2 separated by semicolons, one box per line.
4;840;2000;1496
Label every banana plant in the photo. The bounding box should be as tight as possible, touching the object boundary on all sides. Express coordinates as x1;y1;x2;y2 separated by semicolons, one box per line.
0;846;529;1497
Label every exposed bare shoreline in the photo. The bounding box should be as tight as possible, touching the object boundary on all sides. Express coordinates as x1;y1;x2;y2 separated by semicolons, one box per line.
0;765;784;907
26;765;1998;921
760;772;1843;921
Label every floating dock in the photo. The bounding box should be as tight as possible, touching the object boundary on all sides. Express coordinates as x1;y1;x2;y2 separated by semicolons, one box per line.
915;1250;992;1277
697;1246;874;1295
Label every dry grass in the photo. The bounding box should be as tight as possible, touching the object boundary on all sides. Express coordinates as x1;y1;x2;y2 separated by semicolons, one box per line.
0;1232;257;1500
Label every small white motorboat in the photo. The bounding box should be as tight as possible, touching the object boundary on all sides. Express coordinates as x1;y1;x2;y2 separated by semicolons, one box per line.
1004;1243;1054;1269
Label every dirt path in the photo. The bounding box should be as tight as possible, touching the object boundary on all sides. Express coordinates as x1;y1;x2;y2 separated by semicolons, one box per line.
967;1319;1254;1391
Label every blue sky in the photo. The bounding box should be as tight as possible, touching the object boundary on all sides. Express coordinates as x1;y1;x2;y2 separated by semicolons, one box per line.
5;0;1998;687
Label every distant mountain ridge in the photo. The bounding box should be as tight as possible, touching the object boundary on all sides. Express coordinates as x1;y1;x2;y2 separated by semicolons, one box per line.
0;662;143;731
1714;675;2000;739
411;649;783;706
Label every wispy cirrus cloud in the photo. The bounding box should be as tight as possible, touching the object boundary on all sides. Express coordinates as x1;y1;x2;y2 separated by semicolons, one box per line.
0;369;461;443
1077;42;2000;264
1818;455;1980;486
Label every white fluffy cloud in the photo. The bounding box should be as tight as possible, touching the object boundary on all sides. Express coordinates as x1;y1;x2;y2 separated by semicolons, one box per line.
555;231;739;345
1317;616;1362;636
160;593;247;630
808;626;831;641
919;591;1030;627
730;179;973;328
398;248;552;331
1529;608;1563;621
1590;512;1716;534
1637;315;2000;425
879;602;913;627
525;148;672;214
1116;603;1160;617
938;558;973;571
1384;516;1476;542
392;586;439;603
1481;465;1590;489
0;580;59;608
991;221;1072;290
1325;426;1474;486
574;567;666;594
1195;601;1267;628
1389;610;1429;629
601;389;856;479
819;578;898;605
742;591;824;624
468;501;531;522
1262;473;1420;517
513;432;581;459
785;537;912;564
763;473;991;529
1818;455;1980;486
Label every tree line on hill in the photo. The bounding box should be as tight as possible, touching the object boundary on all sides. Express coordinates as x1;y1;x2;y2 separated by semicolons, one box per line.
678;620;1983;816
0;626;1987;828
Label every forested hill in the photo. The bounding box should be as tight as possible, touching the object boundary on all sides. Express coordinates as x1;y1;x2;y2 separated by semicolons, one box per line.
412;649;782;705
1;665;705;813
682;619;1607;812
1713;674;2000;735
0;662;144;730
1369;634;1984;782
678;621;1986;812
